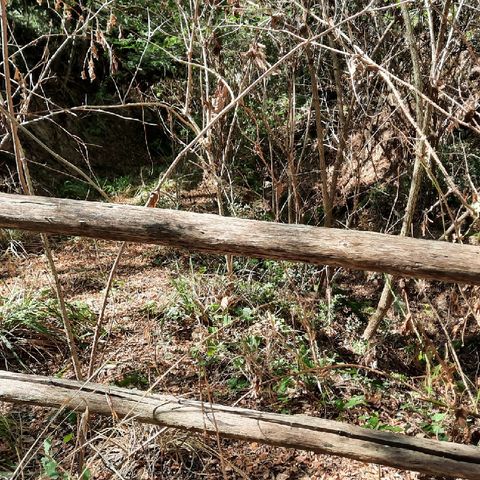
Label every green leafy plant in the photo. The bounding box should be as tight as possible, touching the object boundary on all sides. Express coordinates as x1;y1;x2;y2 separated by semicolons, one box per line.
421;412;448;440
115;371;149;389
40;437;91;480
41;438;67;480
359;413;403;433
344;395;367;409
227;375;250;391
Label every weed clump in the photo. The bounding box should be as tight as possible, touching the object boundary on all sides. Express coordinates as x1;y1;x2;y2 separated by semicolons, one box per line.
0;289;95;369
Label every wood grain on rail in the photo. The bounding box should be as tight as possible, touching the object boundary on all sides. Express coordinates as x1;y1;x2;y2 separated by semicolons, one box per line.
1;371;480;479
0;193;479;284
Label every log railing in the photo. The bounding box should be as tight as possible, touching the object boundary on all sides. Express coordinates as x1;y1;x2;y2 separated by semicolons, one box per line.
0;193;479;284
1;371;480;479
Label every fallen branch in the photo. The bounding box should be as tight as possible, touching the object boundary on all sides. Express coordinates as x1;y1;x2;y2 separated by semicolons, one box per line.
1;371;479;479
0;193;479;285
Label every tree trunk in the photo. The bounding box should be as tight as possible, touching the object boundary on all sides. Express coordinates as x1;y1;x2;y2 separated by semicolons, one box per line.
362;2;432;341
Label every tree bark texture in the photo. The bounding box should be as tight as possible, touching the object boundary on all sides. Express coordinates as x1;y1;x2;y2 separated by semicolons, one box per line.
0;193;479;285
1;371;479;479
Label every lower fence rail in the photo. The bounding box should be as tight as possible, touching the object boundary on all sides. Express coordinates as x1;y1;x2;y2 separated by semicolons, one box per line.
1;371;479;479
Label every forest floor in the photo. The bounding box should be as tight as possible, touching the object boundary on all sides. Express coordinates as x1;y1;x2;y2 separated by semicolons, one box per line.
1;230;479;479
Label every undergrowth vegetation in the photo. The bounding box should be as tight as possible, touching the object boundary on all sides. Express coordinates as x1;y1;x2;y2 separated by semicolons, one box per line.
0;289;95;370
154;257;478;439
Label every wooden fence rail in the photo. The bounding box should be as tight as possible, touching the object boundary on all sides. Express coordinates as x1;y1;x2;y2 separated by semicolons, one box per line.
0;193;479;284
1;371;480;479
